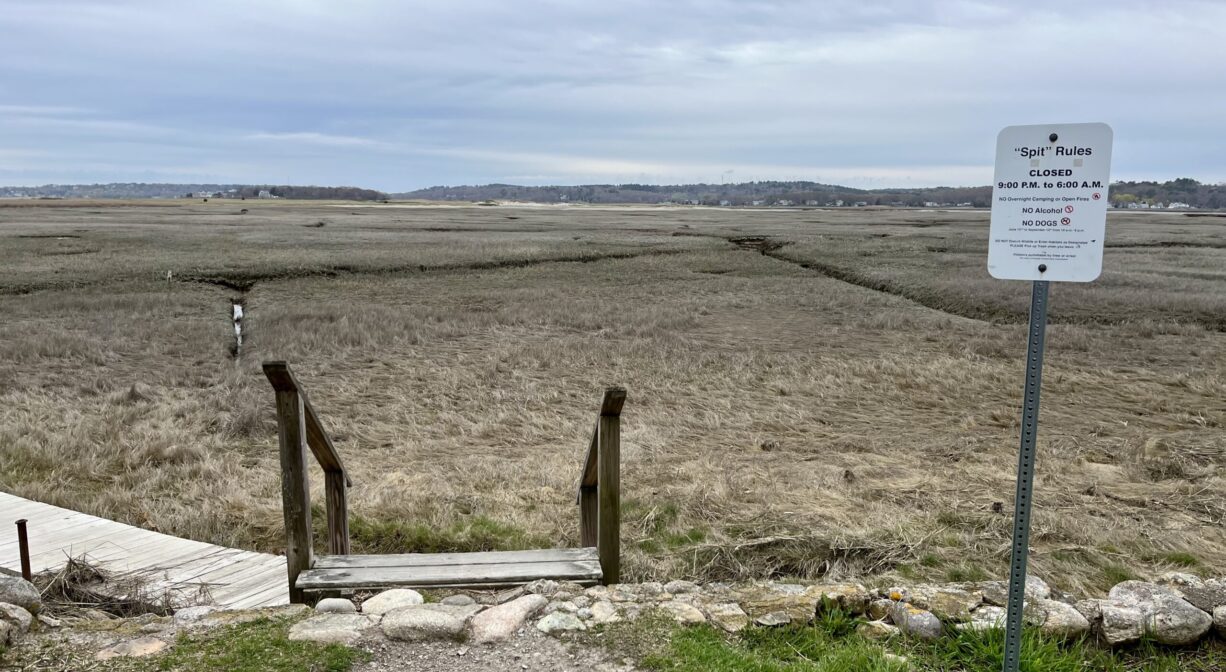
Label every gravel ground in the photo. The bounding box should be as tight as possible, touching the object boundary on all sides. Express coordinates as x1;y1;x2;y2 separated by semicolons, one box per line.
354;628;637;672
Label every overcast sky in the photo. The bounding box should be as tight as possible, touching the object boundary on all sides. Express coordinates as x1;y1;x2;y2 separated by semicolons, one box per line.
2;0;1223;190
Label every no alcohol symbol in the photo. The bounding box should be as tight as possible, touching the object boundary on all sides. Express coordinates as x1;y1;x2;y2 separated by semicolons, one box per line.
1061;217;1072;225
1065;205;1075;213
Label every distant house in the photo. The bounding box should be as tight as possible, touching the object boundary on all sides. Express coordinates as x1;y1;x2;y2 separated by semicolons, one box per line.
258;190;273;199
854;201;868;207
719;200;731;207
751;200;765;206
775;199;793;207
834;200;844;207
805;200;819;206
1168;202;1191;209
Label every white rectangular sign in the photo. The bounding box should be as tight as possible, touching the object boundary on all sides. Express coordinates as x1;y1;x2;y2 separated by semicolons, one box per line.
988;122;1113;282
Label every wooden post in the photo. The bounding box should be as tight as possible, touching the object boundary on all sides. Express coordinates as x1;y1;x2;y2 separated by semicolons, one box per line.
268;365;313;604
597;388;625;584
324;470;350;555
579;485;597;547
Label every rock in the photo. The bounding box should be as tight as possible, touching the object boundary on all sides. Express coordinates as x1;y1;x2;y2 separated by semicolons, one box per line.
577;607;593;619
590;600;621;625
289;614;376;645
815;584;872;615
524;579;560;597
1074;599;1103;625
909;586;981;622
315;598;356;614
0;621;12;647
1213;606;1225;636
607;586;637;603
883;652;910;668
95;637;169;660
704;603;748;633
755;611;791;627
0;577;41;615
658;602;706;625
468;595;547;644
139;623;169;634
420;602;484;621
856;620;900;640
584;585;610;601
193;604;310;630
382;606;467;642
1109;580;1212;645
740;589;816;624
1100;603;1145;646
0;603;33;634
887;602;943;640
173;605;219;625
572;596;592;609
665;580;699;594
494;586;526;604
546;600;578;614
362;589;425;616
982;576;1051;606
1036;599;1090;638
636;582;665;599
958;606;1006;632
1157;573;1226;614
442;594;476;607
536;612;586;633
38;614;62;628
868;599;893;621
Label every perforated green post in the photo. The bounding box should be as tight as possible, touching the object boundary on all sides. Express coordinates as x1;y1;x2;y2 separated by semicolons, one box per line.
1003;280;1049;671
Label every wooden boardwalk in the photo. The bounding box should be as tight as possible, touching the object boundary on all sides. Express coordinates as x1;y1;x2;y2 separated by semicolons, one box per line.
0;492;288;610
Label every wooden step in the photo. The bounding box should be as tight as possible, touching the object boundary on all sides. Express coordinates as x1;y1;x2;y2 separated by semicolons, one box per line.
296;547;603;592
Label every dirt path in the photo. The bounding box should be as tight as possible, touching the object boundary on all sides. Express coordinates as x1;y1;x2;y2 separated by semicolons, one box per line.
355;629;635;672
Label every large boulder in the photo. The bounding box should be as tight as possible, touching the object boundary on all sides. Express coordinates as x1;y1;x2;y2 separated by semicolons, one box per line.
288;614;377;645
1213;606;1225;637
0;577;41;615
958;605;1006;633
1035;599;1090;639
1108;581;1212;645
314;598;356;614
468;595;547;644
658;601;706;625
381;606;467;642
908;586;981;622
0;603;34;635
887;602;943;640
981;576;1051;607
1100;602;1145;646
1156;573;1226;614
361;589;424;616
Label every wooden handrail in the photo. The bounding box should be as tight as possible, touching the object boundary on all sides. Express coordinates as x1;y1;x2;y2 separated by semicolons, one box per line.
263;361;351;603
577;387;625;585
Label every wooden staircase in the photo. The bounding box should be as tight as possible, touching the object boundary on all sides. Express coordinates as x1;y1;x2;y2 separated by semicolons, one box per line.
263;362;624;603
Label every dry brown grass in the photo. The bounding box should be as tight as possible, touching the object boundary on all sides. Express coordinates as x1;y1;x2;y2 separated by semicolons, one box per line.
1;201;1222;596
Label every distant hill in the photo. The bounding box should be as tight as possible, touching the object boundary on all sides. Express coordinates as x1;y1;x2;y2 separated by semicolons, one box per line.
0;183;388;200
396;178;1226;209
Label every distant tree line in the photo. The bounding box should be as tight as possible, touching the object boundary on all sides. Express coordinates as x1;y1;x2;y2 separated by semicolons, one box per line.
0;182;387;201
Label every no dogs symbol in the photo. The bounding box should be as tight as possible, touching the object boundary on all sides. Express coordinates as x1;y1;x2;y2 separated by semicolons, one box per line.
1061;217;1072;225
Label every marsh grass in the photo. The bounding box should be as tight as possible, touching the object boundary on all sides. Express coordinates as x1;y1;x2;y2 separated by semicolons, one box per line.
0;202;1222;592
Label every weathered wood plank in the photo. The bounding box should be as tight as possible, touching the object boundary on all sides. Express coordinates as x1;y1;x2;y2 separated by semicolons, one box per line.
313;547;599;569
262;361;350;484
0;492;288;609
324;471;350;555
579;487;597;547
297;559;602;591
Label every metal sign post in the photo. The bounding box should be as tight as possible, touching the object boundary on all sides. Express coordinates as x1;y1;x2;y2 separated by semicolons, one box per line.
1002;280;1048;670
987;122;1112;672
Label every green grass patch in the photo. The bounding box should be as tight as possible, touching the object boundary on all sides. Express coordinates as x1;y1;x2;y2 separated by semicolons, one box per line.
595;604;1226;672
1160;551;1200;568
150;617;364;672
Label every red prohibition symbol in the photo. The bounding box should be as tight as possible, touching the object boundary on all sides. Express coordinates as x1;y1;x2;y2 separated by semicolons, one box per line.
1061;217;1072;225
1092;192;1102;200
1065;205;1074;213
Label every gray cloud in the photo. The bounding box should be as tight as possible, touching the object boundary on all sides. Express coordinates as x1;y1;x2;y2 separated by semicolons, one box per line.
1;0;1223;189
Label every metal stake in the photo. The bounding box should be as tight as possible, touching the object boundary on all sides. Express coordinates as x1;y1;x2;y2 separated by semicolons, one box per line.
16;519;32;581
1003;280;1049;671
